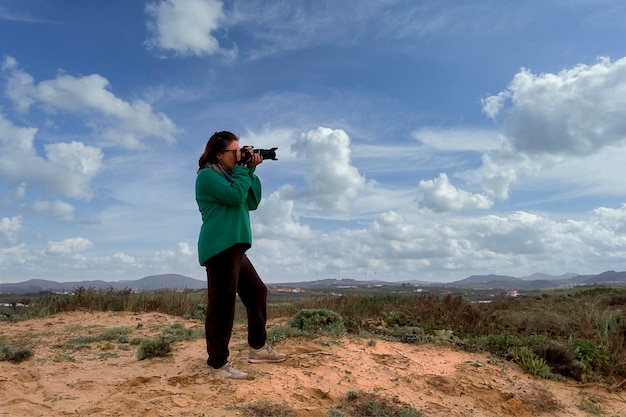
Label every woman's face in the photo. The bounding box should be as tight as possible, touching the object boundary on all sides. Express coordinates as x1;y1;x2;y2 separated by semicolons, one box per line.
217;141;240;170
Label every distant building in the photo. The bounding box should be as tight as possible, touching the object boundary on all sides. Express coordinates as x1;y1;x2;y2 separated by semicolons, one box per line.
269;287;303;294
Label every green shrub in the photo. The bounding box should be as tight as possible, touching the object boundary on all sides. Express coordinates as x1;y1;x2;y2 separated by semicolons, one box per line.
470;333;525;356
510;346;560;380
135;323;203;360
161;322;204;342
571;338;611;375
338;390;423;417
533;340;585;380
266;325;303;345
0;345;34;363
327;408;346;417
137;337;172;360
286;309;345;335
61;327;133;349
382;311;413;327
184;303;206;321
367;325;426;344
244;400;295;417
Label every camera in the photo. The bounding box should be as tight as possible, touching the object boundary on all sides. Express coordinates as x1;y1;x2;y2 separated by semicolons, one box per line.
240;146;278;163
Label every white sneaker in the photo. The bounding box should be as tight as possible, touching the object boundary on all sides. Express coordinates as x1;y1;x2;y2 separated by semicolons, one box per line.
248;344;287;363
209;361;249;380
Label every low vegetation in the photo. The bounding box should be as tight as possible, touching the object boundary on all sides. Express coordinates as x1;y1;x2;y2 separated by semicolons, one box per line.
0;344;34;364
332;390;424;417
137;323;205;360
242;400;296;417
239;391;423;417
1;284;625;384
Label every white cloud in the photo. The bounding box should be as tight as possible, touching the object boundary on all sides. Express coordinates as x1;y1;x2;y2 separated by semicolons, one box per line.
30;200;75;222
412;127;501;152
45;237;93;256
0;110;37;153
240;127;298;162
252;191;313;239
480;92;507;119
2;57;178;149
475;56;626;200
251;203;626;281
478;153;522;199
0;244;30;268
289;127;366;212
43;142;103;200
0;216;22;243
113;253;139;265
417;173;492;212
0;115;103;201
177;242;193;256
145;0;232;57
482;56;626;156
155;242;196;260
535;145;626;199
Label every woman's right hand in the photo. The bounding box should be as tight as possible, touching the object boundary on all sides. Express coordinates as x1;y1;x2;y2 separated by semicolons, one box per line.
249;152;263;167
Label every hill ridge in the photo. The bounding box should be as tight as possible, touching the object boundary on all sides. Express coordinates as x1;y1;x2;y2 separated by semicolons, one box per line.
3;271;626;294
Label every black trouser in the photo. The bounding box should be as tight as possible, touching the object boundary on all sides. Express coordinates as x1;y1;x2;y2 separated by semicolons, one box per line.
203;244;267;369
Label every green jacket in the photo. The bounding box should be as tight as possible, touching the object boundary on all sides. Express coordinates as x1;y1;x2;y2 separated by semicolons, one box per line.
195;165;261;265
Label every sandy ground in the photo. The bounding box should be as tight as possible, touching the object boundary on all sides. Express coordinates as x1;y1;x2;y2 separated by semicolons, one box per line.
1;311;625;417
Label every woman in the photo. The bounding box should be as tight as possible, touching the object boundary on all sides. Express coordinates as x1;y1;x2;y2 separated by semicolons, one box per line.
196;131;286;380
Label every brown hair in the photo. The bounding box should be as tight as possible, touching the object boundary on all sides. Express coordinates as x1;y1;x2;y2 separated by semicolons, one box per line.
198;131;239;169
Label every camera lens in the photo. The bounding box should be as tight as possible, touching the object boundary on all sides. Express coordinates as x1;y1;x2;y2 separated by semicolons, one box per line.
252;147;278;160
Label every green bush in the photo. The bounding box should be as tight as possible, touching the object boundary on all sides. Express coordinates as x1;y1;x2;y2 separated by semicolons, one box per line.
137;337;172;360
0;345;34;363
286;309;346;335
571;338;611;375
184;303;206;321
338;390;423;417
510;346;560;380
533;340;584;380
136;323;203;360
366;324;426;344
161;322;204;342
244;400;295;417
266;325;303;345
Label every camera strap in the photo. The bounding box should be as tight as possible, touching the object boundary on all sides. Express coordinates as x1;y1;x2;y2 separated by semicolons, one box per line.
210;163;233;183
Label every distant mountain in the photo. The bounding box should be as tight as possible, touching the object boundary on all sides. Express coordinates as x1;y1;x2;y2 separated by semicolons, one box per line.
446;271;626;290
2;271;626;295
568;270;626;285
518;272;578;281
447;274;536;290
0;274;205;294
453;274;523;285
122;274;206;291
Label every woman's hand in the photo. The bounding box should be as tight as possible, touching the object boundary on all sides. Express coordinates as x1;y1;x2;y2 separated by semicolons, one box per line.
238;146;263;167
249;152;263;167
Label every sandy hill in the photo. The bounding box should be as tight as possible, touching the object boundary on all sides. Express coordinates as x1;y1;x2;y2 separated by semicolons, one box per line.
1;311;624;417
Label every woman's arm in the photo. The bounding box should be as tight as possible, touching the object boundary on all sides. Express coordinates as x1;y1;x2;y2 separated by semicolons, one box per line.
197;167;252;207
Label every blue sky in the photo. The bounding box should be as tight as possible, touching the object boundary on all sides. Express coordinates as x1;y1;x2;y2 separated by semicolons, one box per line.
2;0;626;284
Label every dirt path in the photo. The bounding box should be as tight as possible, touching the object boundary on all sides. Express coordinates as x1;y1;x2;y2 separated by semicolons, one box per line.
1;311;624;416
